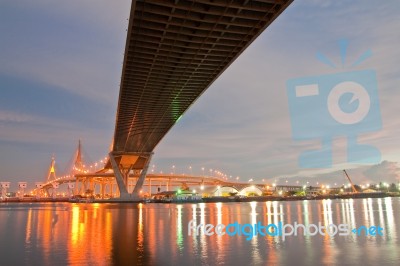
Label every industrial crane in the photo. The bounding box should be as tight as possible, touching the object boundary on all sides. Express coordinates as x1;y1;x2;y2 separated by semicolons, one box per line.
343;170;358;193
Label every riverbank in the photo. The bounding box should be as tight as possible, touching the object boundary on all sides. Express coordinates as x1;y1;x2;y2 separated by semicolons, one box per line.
166;192;397;204
1;192;398;204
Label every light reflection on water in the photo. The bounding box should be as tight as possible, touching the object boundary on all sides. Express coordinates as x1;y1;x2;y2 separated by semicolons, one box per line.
0;198;399;265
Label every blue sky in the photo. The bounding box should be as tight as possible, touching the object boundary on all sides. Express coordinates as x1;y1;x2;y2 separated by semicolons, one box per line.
1;0;400;189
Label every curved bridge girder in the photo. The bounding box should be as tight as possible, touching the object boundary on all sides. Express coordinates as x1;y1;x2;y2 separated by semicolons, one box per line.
111;0;293;199
113;0;293;154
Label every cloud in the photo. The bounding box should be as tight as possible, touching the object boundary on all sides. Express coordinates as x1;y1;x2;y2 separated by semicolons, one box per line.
0;0;131;104
0;109;112;152
0;110;35;123
363;161;400;183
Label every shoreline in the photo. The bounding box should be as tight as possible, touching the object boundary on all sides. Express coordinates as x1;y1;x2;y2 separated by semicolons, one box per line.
0;192;398;204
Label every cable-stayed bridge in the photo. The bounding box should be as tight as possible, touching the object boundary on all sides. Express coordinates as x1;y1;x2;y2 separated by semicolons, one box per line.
7;0;294;201
32;140;272;199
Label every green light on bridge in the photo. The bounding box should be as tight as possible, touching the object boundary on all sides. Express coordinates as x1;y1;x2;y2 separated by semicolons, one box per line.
176;115;183;123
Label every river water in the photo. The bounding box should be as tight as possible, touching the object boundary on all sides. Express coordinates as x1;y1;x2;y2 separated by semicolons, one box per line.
0;198;399;265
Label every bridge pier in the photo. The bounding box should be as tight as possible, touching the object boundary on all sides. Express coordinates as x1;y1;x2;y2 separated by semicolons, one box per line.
131;154;152;200
109;181;114;198
109;154;130;199
45;187;50;197
148;179;152;197
109;152;153;201
101;183;106;199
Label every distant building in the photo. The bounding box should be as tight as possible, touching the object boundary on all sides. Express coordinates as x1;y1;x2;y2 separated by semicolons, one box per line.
152;190;201;201
176;190;201;201
6;192;17;198
363;188;378;193
200;185;265;197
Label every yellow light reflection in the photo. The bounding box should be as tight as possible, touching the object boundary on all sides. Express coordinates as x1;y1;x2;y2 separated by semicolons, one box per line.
68;204;112;265
216;202;222;225
25;209;32;245
215;202;224;264
70;205;80;245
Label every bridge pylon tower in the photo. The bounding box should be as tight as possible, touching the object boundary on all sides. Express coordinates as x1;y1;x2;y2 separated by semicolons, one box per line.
43;155;58;197
72;139;90;195
46;155;57;182
72;139;84;174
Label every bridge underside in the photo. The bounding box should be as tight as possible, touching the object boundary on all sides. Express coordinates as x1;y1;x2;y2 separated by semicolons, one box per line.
111;0;293;199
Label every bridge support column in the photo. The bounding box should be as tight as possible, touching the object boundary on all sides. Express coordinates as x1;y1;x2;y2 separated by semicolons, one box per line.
82;179;88;194
148;179;152;197
131;153;152;200
109;152;153;200
45;188;50;198
110;182;113;198
109;153;130;199
101;183;106;199
74;178;79;196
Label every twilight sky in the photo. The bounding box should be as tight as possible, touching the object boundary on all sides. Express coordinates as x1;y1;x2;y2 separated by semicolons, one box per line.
1;0;400;189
